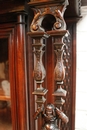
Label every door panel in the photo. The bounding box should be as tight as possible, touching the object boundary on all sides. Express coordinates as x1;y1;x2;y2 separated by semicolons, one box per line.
0;38;12;130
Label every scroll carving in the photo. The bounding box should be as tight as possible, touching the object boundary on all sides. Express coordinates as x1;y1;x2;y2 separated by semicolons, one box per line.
30;8;65;32
30;1;68;32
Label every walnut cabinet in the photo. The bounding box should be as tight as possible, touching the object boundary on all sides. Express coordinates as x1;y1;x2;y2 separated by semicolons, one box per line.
0;0;81;130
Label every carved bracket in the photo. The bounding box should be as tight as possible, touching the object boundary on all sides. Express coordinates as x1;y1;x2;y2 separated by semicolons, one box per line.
29;0;68;32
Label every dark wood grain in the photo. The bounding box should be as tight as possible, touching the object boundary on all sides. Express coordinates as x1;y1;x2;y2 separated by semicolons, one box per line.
15;14;27;130
0;24;18;130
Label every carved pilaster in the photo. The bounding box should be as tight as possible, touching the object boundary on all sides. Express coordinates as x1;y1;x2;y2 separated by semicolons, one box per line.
47;30;69;128
49;30;67;106
28;0;69;129
28;32;48;107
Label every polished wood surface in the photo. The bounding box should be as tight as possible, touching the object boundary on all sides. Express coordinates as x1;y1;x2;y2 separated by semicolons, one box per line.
0;12;29;130
15;13;27;130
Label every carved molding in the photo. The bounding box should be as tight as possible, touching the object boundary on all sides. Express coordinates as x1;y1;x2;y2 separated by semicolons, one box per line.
65;0;81;17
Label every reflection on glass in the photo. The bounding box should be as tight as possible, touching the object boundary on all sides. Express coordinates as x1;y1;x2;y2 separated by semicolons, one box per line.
0;39;12;130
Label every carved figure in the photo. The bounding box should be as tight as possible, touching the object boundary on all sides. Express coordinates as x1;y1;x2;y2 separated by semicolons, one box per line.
42;103;68;130
42;104;58;130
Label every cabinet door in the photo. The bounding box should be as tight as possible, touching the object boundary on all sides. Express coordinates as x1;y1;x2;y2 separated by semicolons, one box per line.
0;24;17;130
0;38;12;130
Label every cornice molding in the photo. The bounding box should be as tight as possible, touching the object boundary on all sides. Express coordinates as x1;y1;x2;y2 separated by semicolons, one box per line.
65;0;81;18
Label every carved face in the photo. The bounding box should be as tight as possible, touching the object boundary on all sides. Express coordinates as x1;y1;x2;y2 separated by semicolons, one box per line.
46;107;53;116
45;104;55;117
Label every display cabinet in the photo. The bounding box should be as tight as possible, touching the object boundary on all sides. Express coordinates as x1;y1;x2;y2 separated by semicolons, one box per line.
0;2;30;129
0;38;12;130
0;0;82;130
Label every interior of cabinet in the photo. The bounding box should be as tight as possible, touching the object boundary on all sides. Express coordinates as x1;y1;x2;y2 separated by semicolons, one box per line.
0;38;12;130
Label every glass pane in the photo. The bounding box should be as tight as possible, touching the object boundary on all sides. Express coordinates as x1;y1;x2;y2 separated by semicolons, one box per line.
0;39;12;130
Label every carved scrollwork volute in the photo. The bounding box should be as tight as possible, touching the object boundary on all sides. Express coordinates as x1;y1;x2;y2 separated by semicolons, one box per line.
30;0;68;33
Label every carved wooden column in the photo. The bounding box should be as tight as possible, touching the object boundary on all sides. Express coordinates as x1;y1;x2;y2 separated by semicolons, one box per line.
27;32;49;130
50;30;68;129
28;0;69;129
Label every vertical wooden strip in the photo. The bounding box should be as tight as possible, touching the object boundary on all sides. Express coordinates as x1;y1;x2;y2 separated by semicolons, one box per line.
71;23;76;130
9;28;18;130
15;14;27;130
46;37;54;104
27;36;35;130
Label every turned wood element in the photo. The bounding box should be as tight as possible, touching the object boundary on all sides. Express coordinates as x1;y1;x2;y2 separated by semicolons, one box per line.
29;0;68;32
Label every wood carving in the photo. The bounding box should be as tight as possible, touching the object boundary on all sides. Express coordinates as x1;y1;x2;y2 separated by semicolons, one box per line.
47;28;69;130
27;32;48;110
28;0;69;129
54;43;65;82
33;103;69;129
33;39;46;81
30;1;68;32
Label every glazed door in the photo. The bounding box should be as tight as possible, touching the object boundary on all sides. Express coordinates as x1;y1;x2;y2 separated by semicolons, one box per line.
0;38;12;130
0;13;28;130
0;23;17;130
